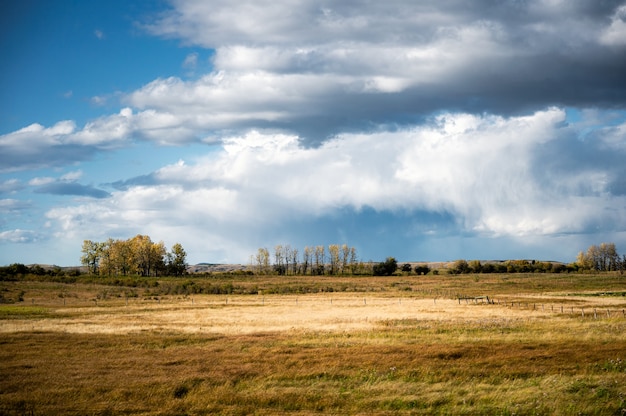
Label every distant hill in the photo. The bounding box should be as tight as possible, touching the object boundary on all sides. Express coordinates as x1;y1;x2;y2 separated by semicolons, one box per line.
186;264;248;274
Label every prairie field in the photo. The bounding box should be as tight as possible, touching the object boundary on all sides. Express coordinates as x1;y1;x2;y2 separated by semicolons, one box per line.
1;273;625;415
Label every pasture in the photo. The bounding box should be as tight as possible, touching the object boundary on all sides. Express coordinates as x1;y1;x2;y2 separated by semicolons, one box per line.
1;273;625;415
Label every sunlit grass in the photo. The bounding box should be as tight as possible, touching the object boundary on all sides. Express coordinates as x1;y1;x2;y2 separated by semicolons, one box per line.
1;273;625;414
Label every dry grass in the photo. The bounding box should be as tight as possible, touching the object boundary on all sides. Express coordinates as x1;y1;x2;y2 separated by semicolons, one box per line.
1;274;625;414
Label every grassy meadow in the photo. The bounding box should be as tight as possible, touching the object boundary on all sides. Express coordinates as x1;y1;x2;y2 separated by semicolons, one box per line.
1;272;625;415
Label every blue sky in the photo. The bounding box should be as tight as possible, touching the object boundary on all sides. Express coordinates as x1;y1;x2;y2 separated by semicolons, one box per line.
2;0;626;266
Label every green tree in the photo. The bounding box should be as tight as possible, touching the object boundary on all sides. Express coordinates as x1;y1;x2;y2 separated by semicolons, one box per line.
414;264;430;275
167;243;187;276
450;259;470;274
80;240;102;275
373;257;397;276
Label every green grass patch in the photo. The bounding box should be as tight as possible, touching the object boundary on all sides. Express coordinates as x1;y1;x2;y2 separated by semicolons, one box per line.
0;305;49;318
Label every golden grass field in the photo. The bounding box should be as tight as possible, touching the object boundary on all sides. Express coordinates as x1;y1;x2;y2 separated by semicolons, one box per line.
1;273;625;415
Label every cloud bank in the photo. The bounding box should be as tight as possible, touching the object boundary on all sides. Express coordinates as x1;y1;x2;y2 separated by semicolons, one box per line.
44;109;626;262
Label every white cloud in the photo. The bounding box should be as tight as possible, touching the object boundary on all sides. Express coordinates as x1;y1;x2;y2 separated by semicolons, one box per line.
600;5;626;46
28;177;55;186
90;95;107;106
182;52;198;69
60;170;83;182
0;229;40;243
0;199;31;213
43;109;626;262
0;179;23;193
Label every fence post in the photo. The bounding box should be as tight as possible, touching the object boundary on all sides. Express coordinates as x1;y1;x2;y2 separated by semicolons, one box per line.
581;308;584;318
607;309;610;318
594;309;597;319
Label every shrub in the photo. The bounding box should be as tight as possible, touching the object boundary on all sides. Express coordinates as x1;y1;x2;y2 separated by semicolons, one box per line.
373;257;398;276
414;265;431;275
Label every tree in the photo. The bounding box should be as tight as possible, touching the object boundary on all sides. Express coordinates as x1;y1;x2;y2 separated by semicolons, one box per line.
414;264;430;275
302;246;313;275
450;259;470;274
314;245;325;275
348;247;358;275
468;260;482;273
577;243;621;272
168;243;187;276
341;244;350;275
98;238;114;276
80;240;102;275
373;257;397;276
401;263;412;273
255;248;270;274
274;245;286;275
289;246;299;275
110;239;133;276
328;244;340;275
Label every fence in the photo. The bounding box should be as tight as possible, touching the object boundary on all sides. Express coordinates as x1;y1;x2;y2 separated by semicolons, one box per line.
457;295;626;319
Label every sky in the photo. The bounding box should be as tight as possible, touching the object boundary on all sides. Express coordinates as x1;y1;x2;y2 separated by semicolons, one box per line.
2;0;626;266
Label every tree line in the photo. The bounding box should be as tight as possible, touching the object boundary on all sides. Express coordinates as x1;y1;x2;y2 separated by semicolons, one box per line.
250;242;625;277
448;243;625;275
576;242;625;272
81;235;187;277
251;244;363;275
249;245;434;277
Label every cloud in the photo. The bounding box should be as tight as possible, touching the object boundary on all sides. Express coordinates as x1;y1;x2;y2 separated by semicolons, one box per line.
0;199;31;214
90;95;107;106
116;0;623;143
0;110;135;171
4;1;625;161
0;179;23;193
94;29;105;40
43;109;626;262
34;182;110;199
0;229;40;244
600;5;626;46
182;52;198;69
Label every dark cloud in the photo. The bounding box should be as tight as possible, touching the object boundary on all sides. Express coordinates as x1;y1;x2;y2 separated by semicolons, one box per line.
34;182;110;199
0;142;98;173
127;1;626;145
110;174;158;191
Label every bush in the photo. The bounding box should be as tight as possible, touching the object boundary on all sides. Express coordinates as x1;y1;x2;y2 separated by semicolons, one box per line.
414;264;430;275
373;257;398;276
